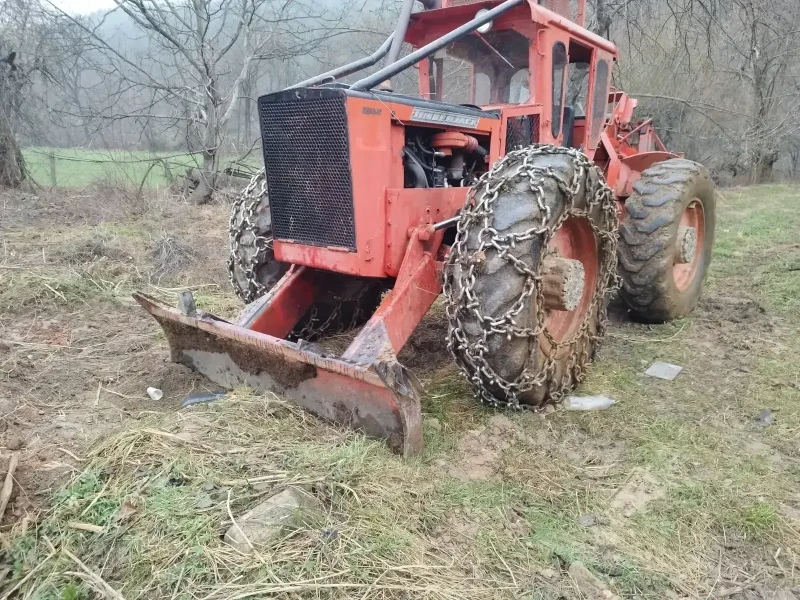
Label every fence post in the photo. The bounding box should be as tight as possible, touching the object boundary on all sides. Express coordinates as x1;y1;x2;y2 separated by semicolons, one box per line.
49;152;57;186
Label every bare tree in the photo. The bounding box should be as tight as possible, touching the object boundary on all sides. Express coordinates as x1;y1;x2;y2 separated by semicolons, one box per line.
0;49;25;187
48;0;355;201
593;0;800;183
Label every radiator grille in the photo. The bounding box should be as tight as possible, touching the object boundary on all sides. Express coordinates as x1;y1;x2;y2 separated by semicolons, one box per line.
505;115;540;152
258;91;356;251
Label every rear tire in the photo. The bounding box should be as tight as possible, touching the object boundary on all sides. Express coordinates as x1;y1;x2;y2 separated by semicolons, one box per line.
228;170;383;340
444;146;618;408
618;159;716;322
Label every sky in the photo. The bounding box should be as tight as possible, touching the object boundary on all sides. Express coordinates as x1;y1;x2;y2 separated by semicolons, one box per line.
49;0;116;15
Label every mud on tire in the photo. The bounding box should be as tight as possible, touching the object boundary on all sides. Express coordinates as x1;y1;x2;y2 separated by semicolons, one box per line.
444;146;619;408
228;170;383;340
618;159;716;322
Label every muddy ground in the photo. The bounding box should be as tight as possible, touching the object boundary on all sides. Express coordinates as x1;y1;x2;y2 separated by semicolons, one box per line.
1;183;799;599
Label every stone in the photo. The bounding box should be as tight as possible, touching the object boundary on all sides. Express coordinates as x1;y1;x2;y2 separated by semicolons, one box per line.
540;567;559;580
194;493;214;509
568;562;621;600
578;513;609;527
757;409;776;427
425;417;442;432
224;487;319;553
5;434;23;451
644;362;683;381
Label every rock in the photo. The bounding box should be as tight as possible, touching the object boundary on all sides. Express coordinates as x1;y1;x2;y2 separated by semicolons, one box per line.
568;562;620;600
425;417;442;432
543;404;556;414
757;409;775;427
540;567;559;580
177;290;196;316
321;528;338;542
195;493;214;509
578;513;609;527
224;487;319;553
5;434;23;451
644;361;683;381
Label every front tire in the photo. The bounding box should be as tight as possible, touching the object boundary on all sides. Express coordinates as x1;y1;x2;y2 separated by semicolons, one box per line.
228;170;383;340
444;146;619;408
618;159;716;322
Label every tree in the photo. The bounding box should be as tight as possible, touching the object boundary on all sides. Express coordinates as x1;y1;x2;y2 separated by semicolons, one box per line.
50;0;356;202
591;0;800;183
0;49;25;187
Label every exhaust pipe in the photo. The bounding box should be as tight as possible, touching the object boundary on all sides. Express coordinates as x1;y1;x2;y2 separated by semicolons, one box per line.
380;0;418;89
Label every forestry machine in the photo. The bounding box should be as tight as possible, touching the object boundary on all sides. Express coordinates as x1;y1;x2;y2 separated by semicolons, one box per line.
135;0;716;455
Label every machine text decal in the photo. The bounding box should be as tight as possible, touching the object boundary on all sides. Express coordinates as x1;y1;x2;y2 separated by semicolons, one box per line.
409;108;480;128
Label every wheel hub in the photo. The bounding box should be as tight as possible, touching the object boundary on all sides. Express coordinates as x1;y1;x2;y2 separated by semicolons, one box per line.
673;200;705;291
542;255;586;312
675;226;697;264
542;217;599;349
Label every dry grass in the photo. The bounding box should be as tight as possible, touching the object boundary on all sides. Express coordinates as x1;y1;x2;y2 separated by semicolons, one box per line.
2;183;800;599
6;393;515;599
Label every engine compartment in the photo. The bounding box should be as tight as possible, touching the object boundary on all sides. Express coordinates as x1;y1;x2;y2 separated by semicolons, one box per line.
403;126;490;189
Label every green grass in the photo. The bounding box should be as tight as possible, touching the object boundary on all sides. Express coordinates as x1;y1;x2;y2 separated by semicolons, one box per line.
4;184;800;599
22;147;260;187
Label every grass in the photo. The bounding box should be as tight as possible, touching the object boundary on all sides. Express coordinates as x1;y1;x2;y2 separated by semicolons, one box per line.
22;147;260;188
2;184;800;598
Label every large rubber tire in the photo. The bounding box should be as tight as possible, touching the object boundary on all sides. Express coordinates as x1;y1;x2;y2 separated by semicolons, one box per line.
446;149;617;408
228;171;383;340
618;159;716;322
228;180;288;303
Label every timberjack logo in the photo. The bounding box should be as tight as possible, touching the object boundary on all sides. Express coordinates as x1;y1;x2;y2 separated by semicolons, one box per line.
362;107;382;115
410;107;480;128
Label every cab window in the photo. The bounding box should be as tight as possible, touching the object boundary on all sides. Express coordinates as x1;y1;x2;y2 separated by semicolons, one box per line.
552;42;567;137
590;59;610;145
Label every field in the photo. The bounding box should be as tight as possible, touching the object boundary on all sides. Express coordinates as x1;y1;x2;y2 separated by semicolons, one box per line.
1;182;799;599
21;148;260;188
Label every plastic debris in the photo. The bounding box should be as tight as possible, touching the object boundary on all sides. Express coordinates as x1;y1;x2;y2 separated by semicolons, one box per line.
564;395;616;411
757;409;775;427
182;390;226;408
146;387;163;401
645;361;683;381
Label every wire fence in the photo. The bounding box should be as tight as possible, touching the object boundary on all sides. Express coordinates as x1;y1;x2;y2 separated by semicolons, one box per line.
22;147;260;188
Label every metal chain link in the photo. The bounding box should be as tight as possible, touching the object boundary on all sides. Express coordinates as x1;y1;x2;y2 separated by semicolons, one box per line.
227;169;375;340
227;168;272;304
443;144;620;409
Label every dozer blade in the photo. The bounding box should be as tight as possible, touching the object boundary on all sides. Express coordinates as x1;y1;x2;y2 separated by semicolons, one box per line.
133;293;423;456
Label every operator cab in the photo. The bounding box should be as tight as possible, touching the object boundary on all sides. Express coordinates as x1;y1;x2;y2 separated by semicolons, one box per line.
404;0;616;158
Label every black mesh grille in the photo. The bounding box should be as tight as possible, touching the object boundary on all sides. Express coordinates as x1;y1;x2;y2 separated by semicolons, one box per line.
506;115;540;151
259;90;356;250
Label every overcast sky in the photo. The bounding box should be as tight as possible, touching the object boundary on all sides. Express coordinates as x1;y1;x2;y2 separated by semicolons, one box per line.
50;0;116;14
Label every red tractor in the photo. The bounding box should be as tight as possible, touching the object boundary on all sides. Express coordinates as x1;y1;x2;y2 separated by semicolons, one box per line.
136;0;715;455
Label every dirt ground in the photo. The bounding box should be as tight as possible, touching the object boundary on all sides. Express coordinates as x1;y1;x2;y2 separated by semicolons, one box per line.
1;183;800;599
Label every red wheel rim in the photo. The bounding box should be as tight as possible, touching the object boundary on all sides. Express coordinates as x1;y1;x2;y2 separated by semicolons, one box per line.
541;217;598;356
673;200;705;292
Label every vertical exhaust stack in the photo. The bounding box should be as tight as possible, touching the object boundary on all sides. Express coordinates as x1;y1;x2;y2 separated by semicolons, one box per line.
379;0;418;91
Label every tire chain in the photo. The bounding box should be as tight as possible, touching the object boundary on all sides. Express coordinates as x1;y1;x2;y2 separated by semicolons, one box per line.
443;144;620;409
227;168;272;304
227;169;373;341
